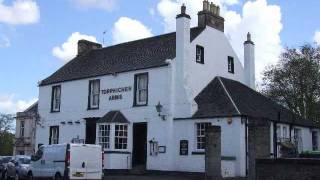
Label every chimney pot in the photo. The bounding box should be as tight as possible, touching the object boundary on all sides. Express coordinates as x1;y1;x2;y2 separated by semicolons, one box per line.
203;0;209;11
181;3;186;14
210;3;215;14
198;1;224;31
216;6;220;15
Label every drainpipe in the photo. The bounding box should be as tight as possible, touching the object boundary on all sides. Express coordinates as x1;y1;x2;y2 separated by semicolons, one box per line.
273;121;277;158
244;116;248;176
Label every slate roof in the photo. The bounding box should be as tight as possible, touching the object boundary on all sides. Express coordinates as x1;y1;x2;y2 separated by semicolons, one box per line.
97;111;129;123
16;101;38;118
193;77;319;128
40;27;204;86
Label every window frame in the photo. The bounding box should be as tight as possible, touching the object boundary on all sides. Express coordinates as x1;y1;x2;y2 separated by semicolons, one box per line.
51;85;61;112
49;126;59;145
88;79;100;110
20;121;25;137
195;122;211;151
196;45;204;64
98;124;111;150
228;56;234;74
114;124;128;150
133;73;149;107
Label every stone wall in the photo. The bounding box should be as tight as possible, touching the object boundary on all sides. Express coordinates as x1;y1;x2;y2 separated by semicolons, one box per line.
256;158;320;180
248;118;271;180
205;125;222;180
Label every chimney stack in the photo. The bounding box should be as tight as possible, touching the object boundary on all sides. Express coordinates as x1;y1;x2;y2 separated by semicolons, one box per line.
244;32;255;89
174;4;193;118
78;40;102;56
198;0;224;32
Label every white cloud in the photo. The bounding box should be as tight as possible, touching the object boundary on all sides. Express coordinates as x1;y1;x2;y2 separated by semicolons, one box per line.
314;31;320;45
0;94;37;114
69;0;117;12
225;0;283;81
0;0;40;25
112;17;153;45
52;32;98;62
0;34;10;47
156;0;282;82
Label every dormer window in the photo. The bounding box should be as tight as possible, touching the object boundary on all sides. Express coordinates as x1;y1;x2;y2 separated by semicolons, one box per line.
134;73;148;106
51;85;61;112
196;45;204;64
88;79;100;109
228;56;234;73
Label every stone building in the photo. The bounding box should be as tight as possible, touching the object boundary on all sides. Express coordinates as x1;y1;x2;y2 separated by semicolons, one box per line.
14;102;38;155
35;1;320;178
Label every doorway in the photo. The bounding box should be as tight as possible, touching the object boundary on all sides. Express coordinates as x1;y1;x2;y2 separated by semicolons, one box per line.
86;120;96;144
132;123;148;168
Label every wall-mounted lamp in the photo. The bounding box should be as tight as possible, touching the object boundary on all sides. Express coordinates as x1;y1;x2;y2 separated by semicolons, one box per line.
155;101;166;120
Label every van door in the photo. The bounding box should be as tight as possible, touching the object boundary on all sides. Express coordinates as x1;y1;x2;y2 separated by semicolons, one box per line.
70;145;102;179
31;147;44;177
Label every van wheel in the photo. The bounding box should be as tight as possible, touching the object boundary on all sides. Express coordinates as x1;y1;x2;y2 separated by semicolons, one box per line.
54;173;62;180
27;172;33;180
3;171;8;180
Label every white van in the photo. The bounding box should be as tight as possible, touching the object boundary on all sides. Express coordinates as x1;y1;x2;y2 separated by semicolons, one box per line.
27;144;103;180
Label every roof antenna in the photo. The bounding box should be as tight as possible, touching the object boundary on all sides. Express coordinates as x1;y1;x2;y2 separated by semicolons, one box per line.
102;30;107;47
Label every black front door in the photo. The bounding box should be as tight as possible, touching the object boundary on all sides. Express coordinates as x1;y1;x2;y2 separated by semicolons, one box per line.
86;121;96;144
132;123;148;167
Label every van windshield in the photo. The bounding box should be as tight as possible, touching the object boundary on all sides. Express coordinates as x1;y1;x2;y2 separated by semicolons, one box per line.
2;157;12;163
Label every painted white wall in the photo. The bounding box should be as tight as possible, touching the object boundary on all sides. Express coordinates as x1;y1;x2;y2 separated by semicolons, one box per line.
37;66;176;170
269;123;316;156
244;34;255;89
172;117;246;177
184;26;245;113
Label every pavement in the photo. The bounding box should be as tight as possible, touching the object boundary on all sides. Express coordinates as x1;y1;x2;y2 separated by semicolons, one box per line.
104;174;247;180
104;174;204;180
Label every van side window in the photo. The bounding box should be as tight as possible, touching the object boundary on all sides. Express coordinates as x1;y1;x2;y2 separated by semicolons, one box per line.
33;147;44;161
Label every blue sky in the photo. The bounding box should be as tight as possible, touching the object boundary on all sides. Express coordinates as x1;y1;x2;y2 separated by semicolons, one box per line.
0;0;319;114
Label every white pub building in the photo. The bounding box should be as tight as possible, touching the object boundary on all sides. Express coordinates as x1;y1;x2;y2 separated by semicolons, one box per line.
36;1;320;178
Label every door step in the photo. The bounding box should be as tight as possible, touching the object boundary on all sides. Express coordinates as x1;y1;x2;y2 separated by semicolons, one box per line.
130;165;146;175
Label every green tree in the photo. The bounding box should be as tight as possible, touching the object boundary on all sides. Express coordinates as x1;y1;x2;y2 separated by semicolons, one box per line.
262;44;320;122
0;114;15;155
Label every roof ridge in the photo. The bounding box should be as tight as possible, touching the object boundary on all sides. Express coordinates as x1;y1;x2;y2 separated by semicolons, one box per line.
22;101;38;113
111;111;119;122
99;26;201;51
217;76;241;115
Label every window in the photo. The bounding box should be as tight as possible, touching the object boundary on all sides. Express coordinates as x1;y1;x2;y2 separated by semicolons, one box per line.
294;128;302;152
196;45;204;64
20;121;25;137
276;125;281;140
88;79;100;109
312;131;318;151
282;126;288;138
115;124;128;149
49;126;59;145
196;123;211;150
51;85;61;112
134;73;148;106
228;56;234;73
98;124;110;149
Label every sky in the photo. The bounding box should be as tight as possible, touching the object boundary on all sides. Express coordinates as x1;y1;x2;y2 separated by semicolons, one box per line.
0;0;319;114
